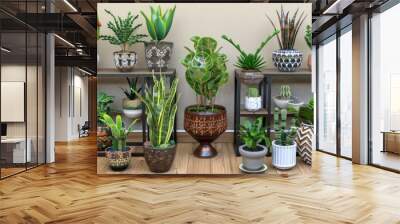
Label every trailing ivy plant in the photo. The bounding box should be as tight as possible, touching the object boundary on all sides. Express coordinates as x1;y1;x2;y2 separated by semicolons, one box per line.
181;36;229;112
240;117;271;151
221;29;279;71
141;5;176;42
99;9;147;52
121;77;142;100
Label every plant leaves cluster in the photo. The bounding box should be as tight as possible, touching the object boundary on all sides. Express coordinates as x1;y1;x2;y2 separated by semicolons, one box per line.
100;114;137;150
304;24;312;49
240;117;271;151
121;77;142;100
141;5;176;42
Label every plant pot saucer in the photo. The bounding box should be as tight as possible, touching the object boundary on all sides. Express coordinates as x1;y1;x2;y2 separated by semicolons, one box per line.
239;163;268;174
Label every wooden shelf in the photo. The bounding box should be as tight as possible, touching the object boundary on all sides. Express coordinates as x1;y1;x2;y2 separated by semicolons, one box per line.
235;68;311;78
97;68;176;78
239;108;296;117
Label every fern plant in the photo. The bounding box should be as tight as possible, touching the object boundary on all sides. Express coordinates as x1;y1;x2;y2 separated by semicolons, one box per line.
133;74;179;149
121;78;142;100
141;5;176;42
100;114;137;151
240;117;271;151
273;108;297;146
97;92;114;124
222;29;279;71
267;6;306;50
99;9;147;52
305;25;312;49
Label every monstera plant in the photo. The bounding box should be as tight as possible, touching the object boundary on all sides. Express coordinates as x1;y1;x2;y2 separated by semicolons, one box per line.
181;36;228;158
141;5;176;70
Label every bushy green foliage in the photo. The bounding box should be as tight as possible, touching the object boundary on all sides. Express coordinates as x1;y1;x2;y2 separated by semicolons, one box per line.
121;78;142;100
247;87;259;97
273;108;297;146
97;92;114;124
305;25;312;49
298;97;314;125
221;30;279;71
182;36;228;111
99;10;147;51
141;5;176;42
240;117;271;151
133;74;179;149
100;114;137;150
267;6;307;49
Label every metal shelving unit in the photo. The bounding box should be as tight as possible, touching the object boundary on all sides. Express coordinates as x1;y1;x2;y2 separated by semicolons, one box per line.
96;68;177;157
233;68;312;156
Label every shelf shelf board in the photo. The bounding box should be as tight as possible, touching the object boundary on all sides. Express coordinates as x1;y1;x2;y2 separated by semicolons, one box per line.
235;68;311;78
239;108;296;117
97;68;176;78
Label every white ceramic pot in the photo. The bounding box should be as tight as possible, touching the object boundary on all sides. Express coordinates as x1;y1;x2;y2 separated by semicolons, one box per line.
272;140;297;170
273;96;291;109
245;96;262;111
123;109;142;119
239;144;267;171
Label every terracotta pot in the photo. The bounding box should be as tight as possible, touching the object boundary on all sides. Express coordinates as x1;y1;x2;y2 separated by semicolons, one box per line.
105;146;132;171
144;142;176;173
97;126;111;150
184;105;227;158
239;70;263;85
113;51;137;72
144;41;173;71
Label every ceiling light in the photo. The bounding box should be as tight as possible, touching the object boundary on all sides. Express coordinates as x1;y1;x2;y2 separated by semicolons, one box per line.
78;67;93;76
63;0;78;12
1;47;11;53
54;34;75;48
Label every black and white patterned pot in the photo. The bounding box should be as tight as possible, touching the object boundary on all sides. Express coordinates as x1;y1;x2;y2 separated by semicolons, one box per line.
272;49;303;72
144;41;173;71
113;51;137;72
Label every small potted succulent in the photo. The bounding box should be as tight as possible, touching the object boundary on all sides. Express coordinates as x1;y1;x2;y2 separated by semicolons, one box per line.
182;36;229;158
100;114;137;171
222;30;279;85
99;10;146;72
272;108;298;170
133;74;179;173
141;5;176;71
273;85;292;109
267;7;306;72
97;92;114;150
305;25;312;70
294;98;314;165
245;87;262;111
121;77;142;119
239;117;271;172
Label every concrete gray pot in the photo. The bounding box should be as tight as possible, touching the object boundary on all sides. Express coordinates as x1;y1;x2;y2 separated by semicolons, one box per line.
144;41;173;71
239;144;268;171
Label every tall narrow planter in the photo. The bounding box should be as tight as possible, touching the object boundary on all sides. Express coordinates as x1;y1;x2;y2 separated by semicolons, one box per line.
144;142;176;173
184;105;227;158
144;41;173;71
272;140;297;170
113;51;137;72
295;123;314;165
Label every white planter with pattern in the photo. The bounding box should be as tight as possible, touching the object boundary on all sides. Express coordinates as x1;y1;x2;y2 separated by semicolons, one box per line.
244;96;262;111
272;140;297;170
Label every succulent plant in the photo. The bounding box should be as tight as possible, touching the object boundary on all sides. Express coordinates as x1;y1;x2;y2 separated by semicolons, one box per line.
305;25;312;49
99;10;147;52
279;85;292;99
121;77;142;100
240;117;271;151
273;108;297;146
267;6;307;50
141;5;176;42
247;87;260;97
221;29;279;71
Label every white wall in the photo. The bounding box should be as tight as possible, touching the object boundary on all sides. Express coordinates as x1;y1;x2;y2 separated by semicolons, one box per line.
97;3;313;130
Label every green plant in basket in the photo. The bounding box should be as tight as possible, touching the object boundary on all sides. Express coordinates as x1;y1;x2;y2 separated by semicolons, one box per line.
240;117;271;151
182;36;228;112
100;114;137;151
141;5;176;42
222;29;279;71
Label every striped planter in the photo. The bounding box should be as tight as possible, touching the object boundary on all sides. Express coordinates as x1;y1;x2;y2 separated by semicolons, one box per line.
272;140;297;170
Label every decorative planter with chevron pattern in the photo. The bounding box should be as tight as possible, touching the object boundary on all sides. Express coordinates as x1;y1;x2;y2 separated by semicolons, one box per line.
295;123;314;165
272;141;297;170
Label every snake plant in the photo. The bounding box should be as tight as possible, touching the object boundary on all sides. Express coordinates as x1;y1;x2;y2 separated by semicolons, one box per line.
182;36;228;112
121;77;142;100
222;29;279;71
99;9;147;52
100;114;137;151
133;74;179;149
141;5;176;42
267;6;307;50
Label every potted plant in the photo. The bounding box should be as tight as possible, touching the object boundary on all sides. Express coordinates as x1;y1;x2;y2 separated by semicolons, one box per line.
294;98;314;165
99;10;146;72
273;85;292;109
141;5;176;71
181;36;229;158
121;77;142;119
100;114;137;171
133;74;179;173
305;25;312;70
267;7;306;72
245;87;262;111
239;117;271;172
272;108;298;170
221;30;279;85
97;92;114;150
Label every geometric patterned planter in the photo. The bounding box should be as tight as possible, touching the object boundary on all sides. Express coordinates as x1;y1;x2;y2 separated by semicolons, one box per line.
272;49;303;72
295;123;313;165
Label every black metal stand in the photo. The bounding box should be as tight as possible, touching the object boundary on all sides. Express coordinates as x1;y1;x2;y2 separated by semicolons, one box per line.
96;68;178;157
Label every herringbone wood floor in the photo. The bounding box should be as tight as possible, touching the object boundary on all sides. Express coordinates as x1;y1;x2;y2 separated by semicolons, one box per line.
1;136;400;224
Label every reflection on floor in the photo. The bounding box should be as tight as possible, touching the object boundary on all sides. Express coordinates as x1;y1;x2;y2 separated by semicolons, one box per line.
373;150;400;171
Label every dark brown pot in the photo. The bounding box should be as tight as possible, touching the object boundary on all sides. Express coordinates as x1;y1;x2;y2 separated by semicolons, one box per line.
144;142;176;173
184;105;227;158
